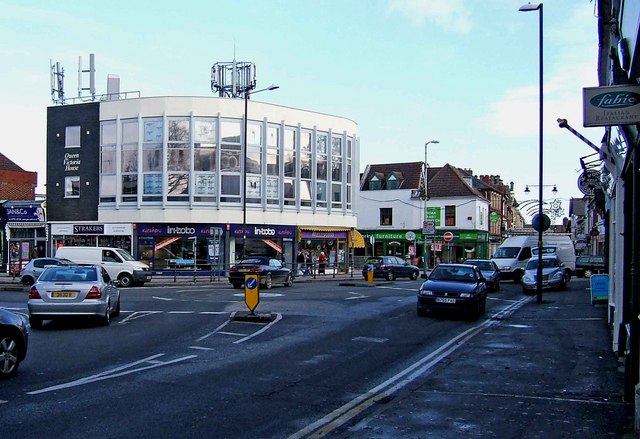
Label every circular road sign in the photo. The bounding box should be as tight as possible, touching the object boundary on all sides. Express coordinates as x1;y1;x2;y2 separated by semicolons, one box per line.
443;231;454;242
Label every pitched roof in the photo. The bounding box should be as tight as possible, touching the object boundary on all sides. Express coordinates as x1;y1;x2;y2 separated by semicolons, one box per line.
360;162;423;190
427;164;484;198
0;152;26;172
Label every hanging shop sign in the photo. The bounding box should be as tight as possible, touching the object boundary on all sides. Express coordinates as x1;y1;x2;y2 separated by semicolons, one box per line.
577;170;601;196
583;85;640;127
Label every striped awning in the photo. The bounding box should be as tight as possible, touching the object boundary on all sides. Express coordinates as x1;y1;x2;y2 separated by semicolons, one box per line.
350;229;365;248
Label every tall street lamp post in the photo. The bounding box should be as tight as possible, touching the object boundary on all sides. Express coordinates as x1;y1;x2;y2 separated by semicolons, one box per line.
242;84;279;258
423;140;439;273
519;2;543;303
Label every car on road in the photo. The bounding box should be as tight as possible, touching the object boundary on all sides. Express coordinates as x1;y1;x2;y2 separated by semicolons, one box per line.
228;256;294;289
575;255;606;278
0;308;29;379
417;263;488;318
19;257;76;286
464;258;500;291
27;265;121;329
521;255;569;294
361;256;420;281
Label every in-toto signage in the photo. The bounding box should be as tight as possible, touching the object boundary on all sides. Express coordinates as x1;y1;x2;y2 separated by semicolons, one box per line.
583;85;640;127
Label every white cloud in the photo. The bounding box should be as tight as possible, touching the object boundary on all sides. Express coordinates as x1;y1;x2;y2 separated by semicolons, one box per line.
387;0;472;33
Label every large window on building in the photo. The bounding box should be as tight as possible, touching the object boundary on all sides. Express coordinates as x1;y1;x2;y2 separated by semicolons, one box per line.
65;176;80;198
445;205;456;226
100;122;117;203
65;126;81;148
346;137;353;210
167;119;190;201
121;119;139;203
316;132;328;208
331;135;343;209
284;128;296;206
246;122;263;205
220;120;241;203
143;118;163;202
194;118;216;202
300;130;312;207
266;125;280;205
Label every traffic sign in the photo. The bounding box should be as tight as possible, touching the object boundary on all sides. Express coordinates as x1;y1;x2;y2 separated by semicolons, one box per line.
443;231;454;242
244;274;260;313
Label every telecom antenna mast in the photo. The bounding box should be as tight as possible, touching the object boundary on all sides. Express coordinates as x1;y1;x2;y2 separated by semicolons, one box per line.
211;60;256;98
78;53;96;101
50;59;65;105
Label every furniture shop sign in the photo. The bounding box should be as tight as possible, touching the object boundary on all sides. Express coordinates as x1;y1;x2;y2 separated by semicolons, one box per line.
583;85;640;127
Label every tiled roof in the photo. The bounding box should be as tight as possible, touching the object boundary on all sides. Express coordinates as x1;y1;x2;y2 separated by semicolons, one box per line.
427;164;484;198
0;152;25;172
360;162;423;190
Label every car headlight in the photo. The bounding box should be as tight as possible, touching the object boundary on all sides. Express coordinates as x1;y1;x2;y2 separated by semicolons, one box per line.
523;273;534;282
419;288;434;296
503;266;511;271
460;292;471;298
551;271;564;280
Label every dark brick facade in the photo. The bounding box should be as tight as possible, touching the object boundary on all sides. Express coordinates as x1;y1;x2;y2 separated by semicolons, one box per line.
46;102;100;221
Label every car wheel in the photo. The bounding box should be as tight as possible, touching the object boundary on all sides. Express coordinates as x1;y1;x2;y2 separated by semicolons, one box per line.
284;273;294;287
584;269;593;278
417;307;427;317
29;315;43;329
410;271;419;280
494;281;500;291
480;296;487;314
118;273;134;288
264;274;273;289
112;297;121;317
100;304;111;326
0;332;22;379
232;283;242;289
513;270;523;283
21;276;35;287
386;271;395;281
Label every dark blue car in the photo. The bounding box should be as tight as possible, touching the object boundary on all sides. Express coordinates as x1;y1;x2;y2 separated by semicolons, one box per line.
464;259;500;291
0;308;28;379
417;263;487;319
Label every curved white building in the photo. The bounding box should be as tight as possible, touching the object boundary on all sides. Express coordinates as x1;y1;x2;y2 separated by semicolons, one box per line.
46;96;359;272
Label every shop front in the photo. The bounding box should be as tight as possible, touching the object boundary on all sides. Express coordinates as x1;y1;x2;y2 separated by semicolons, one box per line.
136;224;225;275
360;231;421;265
3;201;47;274
299;227;362;273
50;223;133;254
424;230;489;265
229;224;296;268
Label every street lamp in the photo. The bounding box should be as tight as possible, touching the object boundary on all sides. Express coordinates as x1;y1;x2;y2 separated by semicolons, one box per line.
423;140;440;273
242;84;279;258
519;2;543;303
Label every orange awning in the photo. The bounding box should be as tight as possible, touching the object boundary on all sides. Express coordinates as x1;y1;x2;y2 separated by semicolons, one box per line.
262;239;283;253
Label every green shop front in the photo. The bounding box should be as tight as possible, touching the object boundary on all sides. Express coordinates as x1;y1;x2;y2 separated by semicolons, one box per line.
359;229;489;269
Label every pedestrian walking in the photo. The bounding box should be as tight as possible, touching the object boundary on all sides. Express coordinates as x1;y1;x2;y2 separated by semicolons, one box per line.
318;251;327;274
296;250;305;276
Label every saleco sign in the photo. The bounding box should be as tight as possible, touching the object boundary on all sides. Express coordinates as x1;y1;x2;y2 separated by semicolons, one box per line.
583;85;640;127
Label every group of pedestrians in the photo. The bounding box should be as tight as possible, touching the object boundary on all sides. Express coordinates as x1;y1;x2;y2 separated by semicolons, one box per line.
296;250;328;276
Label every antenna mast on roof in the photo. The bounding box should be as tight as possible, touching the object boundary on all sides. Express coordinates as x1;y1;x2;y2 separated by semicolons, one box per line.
211;57;256;99
50;59;65;105
78;53;96;101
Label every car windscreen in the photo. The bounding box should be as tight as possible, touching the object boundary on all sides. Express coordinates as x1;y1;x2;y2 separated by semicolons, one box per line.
429;267;476;282
39;267;98;282
115;249;137;261
364;258;382;265
238;258;267;265
492;247;520;258
467;261;493;270
526;259;559;270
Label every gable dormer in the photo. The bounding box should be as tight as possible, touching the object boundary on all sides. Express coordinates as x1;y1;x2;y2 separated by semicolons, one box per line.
385;171;403;190
369;173;383;190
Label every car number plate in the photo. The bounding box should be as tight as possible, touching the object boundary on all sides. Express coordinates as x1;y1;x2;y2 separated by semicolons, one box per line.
51;291;77;298
435;297;456;304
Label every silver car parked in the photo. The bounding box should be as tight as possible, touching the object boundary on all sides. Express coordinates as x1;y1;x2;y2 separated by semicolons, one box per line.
19;257;75;286
27;265;121;329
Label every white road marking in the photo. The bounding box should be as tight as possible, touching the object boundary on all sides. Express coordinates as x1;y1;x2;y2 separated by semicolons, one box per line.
0;400;7;404
168;311;194;314
152;296;173;301
119;311;162;324
189;346;214;351
352;336;388;343
234;313;283;344
196;319;232;342
217;331;249;336
345;292;368;300
289;296;532;438
232;292;283;298
27;353;197;395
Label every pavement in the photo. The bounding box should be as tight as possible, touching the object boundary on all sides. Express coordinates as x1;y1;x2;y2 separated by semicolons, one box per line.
1;273;635;436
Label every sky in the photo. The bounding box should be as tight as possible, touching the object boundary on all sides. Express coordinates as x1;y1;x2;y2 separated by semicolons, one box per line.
0;0;601;224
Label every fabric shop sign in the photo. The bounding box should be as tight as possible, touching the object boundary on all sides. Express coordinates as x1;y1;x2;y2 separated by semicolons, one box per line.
583;85;640;127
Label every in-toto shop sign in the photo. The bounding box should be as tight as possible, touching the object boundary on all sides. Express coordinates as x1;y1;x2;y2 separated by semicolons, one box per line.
583;85;640;127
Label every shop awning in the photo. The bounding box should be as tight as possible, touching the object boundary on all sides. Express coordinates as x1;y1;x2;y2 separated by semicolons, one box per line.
262;239;283;253
350;229;365;248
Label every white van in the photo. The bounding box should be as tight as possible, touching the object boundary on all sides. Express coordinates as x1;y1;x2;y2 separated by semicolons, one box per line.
55;246;152;287
491;236;537;282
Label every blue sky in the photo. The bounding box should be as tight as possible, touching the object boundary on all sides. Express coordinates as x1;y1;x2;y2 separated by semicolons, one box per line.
0;0;600;223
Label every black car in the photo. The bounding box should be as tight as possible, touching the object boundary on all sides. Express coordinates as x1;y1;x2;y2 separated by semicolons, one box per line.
228;256;294;289
465;259;500;291
575;255;606;278
0;309;28;379
417;263;488;319
361;256;420;281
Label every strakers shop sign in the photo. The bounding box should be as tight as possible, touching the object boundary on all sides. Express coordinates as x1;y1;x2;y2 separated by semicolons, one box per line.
583;85;640;127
